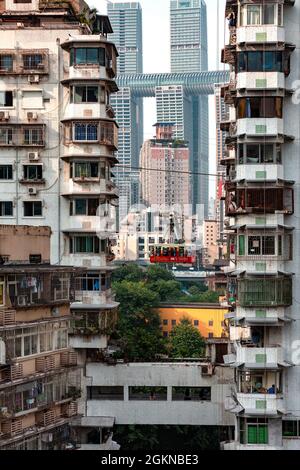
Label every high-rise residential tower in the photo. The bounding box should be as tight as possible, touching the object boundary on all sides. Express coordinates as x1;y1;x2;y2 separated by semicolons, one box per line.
221;0;300;450
167;0;209;215
107;2;143;226
140;123;190;208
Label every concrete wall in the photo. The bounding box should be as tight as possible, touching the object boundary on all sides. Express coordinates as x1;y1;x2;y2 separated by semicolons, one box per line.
0;225;51;262
85;362;234;426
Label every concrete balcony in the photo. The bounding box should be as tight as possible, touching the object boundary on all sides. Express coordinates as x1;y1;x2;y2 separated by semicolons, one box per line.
69;334;108;350
229;213;285;229
235;259;285;274
235;345;286;369
237;72;285;92
234;307;288;326
67;66;111;82
236;393;284;416
236;164;283;182
223;441;283;450
63;103;108;121
61;254;108;269
236;118;283;137
237;26;285;45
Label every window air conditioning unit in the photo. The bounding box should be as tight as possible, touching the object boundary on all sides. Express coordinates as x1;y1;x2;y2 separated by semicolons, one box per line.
28;187;37;195
28;75;40;84
0;111;9;121
27;112;38;121
28;151;39;161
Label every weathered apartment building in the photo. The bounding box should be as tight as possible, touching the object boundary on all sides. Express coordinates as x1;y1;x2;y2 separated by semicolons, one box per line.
0;0;235;451
0;0;119;450
0;225;80;450
221;0;300;450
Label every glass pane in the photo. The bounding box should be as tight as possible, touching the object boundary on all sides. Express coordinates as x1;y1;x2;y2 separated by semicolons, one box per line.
75;199;87;215
263;4;275;25
247;5;261;25
75;48;86;64
87;86;98;102
74;86;86;103
246;145;260;164
86;48;99;64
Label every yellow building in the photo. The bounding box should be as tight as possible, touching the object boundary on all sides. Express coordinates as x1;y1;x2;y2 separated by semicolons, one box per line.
158;304;228;339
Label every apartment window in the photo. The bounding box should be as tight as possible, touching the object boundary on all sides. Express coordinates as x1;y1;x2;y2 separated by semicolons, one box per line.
23;54;43;70
129;387;168;401
0;54;13;72
0;165;13;180
208;333;214;338
23;201;42;217
70;48;106;66
171;320;177;326
69;236;102;254
240;418;269;445
238;277;292;307
282;420;300;438
209;320;214;327
70;198;99;216
172;387;211;401
78;273;109;292
240;4;282;26
23;127;44;145
237;97;282;119
237;51;284;73
0;91;13;107
163;319;168;325
74;123;98;141
194;320;199;326
23;165;43;180
0;128;13;145
71;85;99;103
0;201;13;216
248;236;275;256
238;143;281;164
87;386;124;400
71;162;99;179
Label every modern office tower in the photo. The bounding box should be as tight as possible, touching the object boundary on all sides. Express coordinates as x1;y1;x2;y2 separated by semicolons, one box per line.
170;0;208;73
170;0;209;216
107;2;143;225
221;0;300;450
0;226;80;450
0;0;119;450
140;123;190;208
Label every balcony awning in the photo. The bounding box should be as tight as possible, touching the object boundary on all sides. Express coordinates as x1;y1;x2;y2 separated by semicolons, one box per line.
241;409;284;418
61;78;119;93
236;270;294;277
234;362;293;370
231;224;295;231
61;154;119;164
234;316;289;326
70;416;115;428
61;192;119;199
234;178;295;186
71;302;119;311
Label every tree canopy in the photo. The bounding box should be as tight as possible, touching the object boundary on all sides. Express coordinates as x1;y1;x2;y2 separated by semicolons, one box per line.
168;318;206;358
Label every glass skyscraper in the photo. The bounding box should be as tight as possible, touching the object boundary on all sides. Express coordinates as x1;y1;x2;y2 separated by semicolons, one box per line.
164;0;209;216
107;2;143;226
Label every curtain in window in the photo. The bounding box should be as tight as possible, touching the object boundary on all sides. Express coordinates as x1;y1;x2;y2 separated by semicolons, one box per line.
247;5;261;25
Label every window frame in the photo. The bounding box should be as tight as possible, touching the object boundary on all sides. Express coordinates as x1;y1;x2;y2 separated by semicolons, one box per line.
23;201;43;217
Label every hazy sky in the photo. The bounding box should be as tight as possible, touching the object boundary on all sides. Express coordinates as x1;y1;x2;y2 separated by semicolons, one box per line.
88;0;227;196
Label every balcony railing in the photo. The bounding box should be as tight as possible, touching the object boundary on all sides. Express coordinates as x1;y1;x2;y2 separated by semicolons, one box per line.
238;277;293;307
0;125;46;147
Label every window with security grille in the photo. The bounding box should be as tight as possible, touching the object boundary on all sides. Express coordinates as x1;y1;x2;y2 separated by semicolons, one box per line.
23;54;43;70
0;201;13;216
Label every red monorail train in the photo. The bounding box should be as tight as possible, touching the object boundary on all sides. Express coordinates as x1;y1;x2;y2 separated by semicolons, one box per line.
150;245;196;265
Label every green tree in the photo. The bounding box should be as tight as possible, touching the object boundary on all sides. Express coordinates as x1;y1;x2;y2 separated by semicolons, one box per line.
146;265;175;282
112;264;144;283
196;290;220;303
169;318;206;358
148;279;182;302
113;281;166;361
